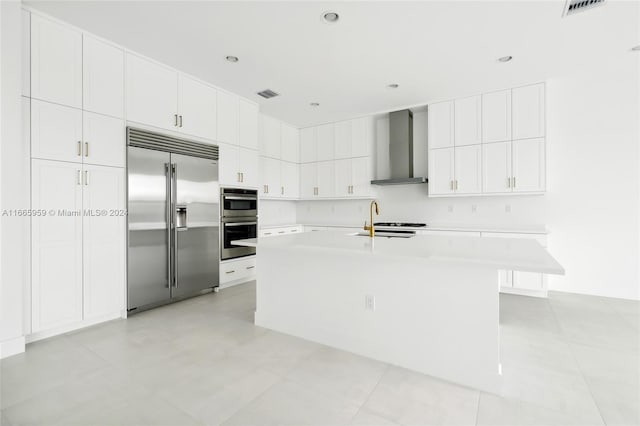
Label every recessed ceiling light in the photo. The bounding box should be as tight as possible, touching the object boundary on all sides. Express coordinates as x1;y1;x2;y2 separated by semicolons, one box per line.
322;11;340;23
498;56;513;63
310;102;320;107
632;45;640;51
225;55;239;63
387;83;399;89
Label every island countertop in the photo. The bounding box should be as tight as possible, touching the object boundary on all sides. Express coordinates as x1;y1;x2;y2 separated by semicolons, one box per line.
233;230;564;275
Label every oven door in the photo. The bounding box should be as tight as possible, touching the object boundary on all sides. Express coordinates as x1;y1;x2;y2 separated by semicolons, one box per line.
222;194;257;218
221;219;257;260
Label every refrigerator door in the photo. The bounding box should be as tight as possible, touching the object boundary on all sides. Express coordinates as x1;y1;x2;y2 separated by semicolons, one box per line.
127;147;172;309
171;153;220;298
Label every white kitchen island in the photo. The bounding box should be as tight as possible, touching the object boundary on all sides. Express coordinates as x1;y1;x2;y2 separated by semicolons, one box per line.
233;231;564;393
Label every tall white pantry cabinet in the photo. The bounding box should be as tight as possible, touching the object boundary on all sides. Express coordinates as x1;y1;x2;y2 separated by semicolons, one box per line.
27;12;126;336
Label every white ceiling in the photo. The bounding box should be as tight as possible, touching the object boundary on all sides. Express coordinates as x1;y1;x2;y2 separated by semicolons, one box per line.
25;1;639;128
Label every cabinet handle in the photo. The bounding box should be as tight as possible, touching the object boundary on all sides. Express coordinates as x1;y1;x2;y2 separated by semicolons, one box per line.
179;115;183;128
84;170;88;186
246;265;255;270
77;141;82;156
266;185;269;194
513;177;516;188
281;186;284;195
237;172;240;182
507;177;511;188
225;270;235;274
241;173;244;182
77;170;81;185
174;114;178;127
84;142;89;157
455;180;458;190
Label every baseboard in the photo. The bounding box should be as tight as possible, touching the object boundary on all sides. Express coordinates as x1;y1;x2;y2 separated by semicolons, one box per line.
26;311;122;344
0;335;26;359
219;276;256;289
500;286;548;298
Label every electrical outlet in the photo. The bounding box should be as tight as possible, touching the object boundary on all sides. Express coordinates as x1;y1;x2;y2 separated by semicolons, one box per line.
471;205;477;213
365;294;376;311
447;205;454;213
505;204;511;213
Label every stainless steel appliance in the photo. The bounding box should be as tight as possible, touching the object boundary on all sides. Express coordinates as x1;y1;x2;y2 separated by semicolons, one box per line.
127;128;220;312
221;188;257;260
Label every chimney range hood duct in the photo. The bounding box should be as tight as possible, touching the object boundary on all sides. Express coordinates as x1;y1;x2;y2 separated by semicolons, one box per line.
371;109;427;185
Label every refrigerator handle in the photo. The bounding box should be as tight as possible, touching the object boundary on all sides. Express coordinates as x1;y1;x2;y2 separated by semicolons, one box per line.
165;163;171;288
172;163;178;288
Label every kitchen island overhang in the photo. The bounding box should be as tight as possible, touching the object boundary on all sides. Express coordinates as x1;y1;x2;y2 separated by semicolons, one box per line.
233;231;564;393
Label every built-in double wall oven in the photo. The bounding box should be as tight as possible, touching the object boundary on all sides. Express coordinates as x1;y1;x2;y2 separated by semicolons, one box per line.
221;188;257;260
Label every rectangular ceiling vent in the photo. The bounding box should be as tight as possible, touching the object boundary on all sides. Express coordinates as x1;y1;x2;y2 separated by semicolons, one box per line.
563;0;606;16
257;89;279;99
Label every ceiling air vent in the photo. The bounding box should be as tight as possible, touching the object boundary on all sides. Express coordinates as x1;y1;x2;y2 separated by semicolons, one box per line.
256;89;279;99
563;0;606;16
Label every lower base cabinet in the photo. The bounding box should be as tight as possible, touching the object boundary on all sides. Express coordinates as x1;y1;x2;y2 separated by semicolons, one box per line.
31;159;126;333
220;256;256;287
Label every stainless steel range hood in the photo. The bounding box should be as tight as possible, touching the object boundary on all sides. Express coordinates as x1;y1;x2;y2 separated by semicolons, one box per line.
371;109;427;185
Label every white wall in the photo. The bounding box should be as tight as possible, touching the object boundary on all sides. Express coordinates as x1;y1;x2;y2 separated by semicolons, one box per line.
0;0;27;357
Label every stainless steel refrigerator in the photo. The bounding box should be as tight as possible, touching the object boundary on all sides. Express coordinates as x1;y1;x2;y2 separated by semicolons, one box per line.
127;128;220;312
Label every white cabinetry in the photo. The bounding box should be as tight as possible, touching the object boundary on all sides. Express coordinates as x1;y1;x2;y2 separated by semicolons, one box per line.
454;96;481;146
178;74;218;141
482;89;511;143
334;117;374;159
216;90;239;145
220;256;256;288
238;147;259;188
219;143;259;188
427;101;454;149
316;161;335;198
300;127;317;163
281;161;300;198
83;36;124;118
260;115;281;159
239;100;259;150
300;163;317;198
482;141;511;194
334;157;372;197
125;53;178;131
31;14;82;108
260;156;281;197
281;124;300;163
512;83;545;140
512;138;545;192
428;148;455;195
454;145;482;194
31;99;83;163
316;124;335;161
82;112;125;168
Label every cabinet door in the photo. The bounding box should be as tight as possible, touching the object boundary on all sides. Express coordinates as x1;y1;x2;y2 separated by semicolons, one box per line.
300;127;317;163
454;145;482;194
83;112;125;167
239;99;259;150
316;124;335;161
498;270;512;288
454;96;481;146
281;161;300;198
482;141;511;194
300;163;318;198
513;271;544;290
260;115;281;159
31;160;83;332
512;83;545;140
31;15;82;108
216;90;239;145
334;120;352;160
281;124;299;163
125;53;178;131
22;10;31;97
351;157;372;197
334;159;352;197
428;101;454;149
316;161;335;198
178;74;217;141
238;147;259;188
31;99;83;163
512;138;545;192
83;36;124;118
428;148;455;195
83;165;126;319
260;156;281;197
351;116;374;158
218;143;239;186
482;89;511;143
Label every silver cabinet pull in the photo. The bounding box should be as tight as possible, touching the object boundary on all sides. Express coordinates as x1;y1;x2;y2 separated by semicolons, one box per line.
507;177;511;188
246;265;255;270
241;173;244;182
237;172;241;183
454;180;458;190
281;186;284;195
513;177;516;188
84;142;89;157
77;141;82;156
450;180;453;191
266;184;269;194
174;114;178;127
179;115;183;128
84;170;88;185
77;170;81;185
226;270;235;274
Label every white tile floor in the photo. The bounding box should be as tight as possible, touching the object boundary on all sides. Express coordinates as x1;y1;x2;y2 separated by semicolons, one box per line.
1;282;638;426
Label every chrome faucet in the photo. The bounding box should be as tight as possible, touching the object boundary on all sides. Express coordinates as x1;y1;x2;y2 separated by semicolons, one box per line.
364;200;380;238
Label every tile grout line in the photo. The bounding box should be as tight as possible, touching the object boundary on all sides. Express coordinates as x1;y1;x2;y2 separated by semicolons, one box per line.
347;363;395;424
547;297;608;426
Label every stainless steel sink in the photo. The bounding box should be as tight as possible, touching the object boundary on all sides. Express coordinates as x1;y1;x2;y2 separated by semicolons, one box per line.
350;231;415;239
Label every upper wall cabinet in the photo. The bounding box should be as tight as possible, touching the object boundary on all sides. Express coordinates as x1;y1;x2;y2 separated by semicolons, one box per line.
454;96;481;146
482;89;511;143
31;14;82;108
316;124;335;161
217;90;239;145
125;53;178;131
238;100;259;150
281;124;300;163
300;127;317;163
260;115;281;159
334;117;374;159
178;74;218;141
22;10;31;97
427;101;454;149
83;36;124;119
512;83;545;140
